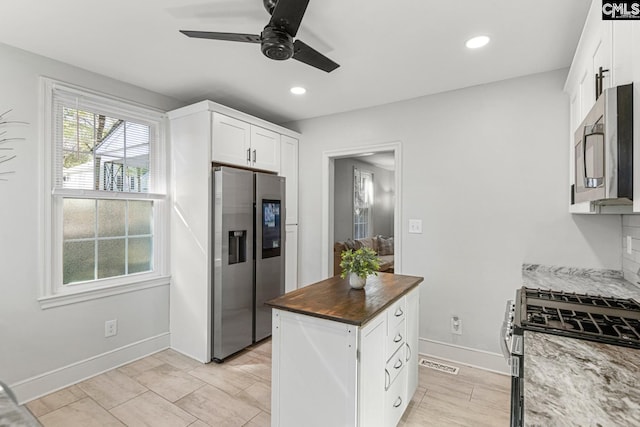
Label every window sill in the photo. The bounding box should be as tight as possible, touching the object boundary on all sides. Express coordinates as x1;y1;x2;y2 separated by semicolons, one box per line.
38;275;171;309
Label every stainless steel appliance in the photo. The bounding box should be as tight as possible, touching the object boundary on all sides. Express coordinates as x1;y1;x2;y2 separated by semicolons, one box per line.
212;166;285;362
573;83;633;205
501;287;640;426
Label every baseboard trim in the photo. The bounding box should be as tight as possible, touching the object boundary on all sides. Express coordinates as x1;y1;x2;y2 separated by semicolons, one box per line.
12;333;170;404
419;338;509;375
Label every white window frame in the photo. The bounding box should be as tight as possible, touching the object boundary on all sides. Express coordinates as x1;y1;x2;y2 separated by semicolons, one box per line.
39;78;170;309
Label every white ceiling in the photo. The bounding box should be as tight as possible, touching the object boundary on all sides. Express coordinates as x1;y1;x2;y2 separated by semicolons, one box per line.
1;0;590;124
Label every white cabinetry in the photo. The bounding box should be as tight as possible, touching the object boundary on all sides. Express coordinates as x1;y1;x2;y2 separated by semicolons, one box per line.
168;100;300;362
284;225;298;293
212;112;281;173
279;135;299;225
271;287;420;427
566;0;640;213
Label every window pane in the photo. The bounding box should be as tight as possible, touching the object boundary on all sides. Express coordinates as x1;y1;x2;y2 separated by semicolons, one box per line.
63;199;95;239
60;107;150;193
63;241;95;284
98;200;126;237
129;201;152;235
128;237;152;274
97;239;126;279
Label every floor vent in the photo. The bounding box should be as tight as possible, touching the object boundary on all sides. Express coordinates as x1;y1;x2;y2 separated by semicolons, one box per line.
419;358;460;375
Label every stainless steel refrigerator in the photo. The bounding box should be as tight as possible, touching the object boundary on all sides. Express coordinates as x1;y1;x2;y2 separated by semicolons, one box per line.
211;166;285;362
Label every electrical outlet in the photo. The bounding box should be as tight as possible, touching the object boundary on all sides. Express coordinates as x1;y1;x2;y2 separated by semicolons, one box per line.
408;219;422;234
105;319;117;337
451;316;462;335
627;236;633;255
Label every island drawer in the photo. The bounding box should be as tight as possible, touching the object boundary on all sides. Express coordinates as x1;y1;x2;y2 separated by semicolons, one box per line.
384;364;407;427
386;319;405;361
385;344;406;388
387;297;406;331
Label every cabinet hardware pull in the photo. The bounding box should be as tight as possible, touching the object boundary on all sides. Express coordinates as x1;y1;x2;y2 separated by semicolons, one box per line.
393;397;402;408
393;334;402;343
246;148;251;162
406;343;411;362
384;369;390;391
394;308;403;317
394;359;403;369
252;149;256;163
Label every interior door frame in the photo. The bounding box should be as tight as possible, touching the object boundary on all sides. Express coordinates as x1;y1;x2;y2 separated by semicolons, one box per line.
321;142;402;278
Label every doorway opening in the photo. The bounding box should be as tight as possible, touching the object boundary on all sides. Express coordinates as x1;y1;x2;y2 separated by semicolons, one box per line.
321;142;402;278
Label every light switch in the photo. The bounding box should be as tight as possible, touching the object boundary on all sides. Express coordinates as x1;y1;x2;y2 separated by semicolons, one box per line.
408;219;422;234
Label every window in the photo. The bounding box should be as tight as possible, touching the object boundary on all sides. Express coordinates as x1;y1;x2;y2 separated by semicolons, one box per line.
353;168;374;239
40;79;169;308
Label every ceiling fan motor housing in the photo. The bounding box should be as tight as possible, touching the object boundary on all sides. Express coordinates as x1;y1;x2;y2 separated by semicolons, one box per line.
261;26;294;61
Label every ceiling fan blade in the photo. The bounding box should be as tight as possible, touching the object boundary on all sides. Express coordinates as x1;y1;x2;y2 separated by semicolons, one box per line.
180;30;261;43
293;39;340;73
269;0;310;37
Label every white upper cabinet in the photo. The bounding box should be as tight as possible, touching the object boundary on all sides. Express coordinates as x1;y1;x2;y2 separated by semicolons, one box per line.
250;125;281;172
280;135;298;225
212;113;281;173
212;113;252;167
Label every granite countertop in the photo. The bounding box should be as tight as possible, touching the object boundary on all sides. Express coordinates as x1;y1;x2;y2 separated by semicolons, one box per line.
0;383;40;426
266;272;423;326
524;331;640;427
520;264;640;426
522;264;640;300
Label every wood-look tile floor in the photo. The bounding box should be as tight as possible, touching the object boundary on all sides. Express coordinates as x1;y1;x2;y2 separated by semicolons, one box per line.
26;340;510;426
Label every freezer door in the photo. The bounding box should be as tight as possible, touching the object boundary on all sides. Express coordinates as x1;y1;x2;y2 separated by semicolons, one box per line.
212;167;254;361
254;172;286;342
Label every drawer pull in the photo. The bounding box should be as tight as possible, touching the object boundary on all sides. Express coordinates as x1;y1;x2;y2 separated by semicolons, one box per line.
252;149;256;163
394;359;403;370
394;308;404;317
393;396;403;408
246;148;251;162
406;343;412;362
393;333;403;343
385;369;390;391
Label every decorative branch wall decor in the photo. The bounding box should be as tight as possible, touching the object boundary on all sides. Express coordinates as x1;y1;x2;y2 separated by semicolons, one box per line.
0;109;28;181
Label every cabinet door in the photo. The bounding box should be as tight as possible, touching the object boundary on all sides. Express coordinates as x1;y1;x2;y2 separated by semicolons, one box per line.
405;288;420;402
284;225;298;293
359;313;386;427
212;113;251;166
280;135;298;225
251;125;281;172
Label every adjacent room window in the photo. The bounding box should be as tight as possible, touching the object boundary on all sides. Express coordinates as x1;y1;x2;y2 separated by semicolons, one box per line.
353;168;374;239
41;79;168;307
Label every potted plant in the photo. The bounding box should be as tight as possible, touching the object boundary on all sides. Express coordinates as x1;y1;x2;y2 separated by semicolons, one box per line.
339;247;381;289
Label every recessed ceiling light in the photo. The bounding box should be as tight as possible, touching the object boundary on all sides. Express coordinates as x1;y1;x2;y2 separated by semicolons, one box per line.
290;86;306;95
465;35;490;49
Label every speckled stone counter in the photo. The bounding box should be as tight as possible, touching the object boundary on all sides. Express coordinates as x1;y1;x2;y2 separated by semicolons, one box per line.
520;265;640;427
524;332;640;427
522;264;640;300
0;383;40;426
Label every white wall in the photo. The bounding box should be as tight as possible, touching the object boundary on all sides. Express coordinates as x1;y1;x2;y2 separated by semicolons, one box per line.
291;69;622;365
0;43;184;401
334;157;394;241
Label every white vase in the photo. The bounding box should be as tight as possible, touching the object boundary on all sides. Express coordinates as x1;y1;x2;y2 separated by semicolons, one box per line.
349;272;366;289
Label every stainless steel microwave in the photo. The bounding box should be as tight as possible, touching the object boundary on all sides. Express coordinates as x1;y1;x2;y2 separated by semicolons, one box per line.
573;83;633;205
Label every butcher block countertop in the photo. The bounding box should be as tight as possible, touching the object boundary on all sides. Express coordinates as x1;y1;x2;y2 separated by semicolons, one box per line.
266;272;423;326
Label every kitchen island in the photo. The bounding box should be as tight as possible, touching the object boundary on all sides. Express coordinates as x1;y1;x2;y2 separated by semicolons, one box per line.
520;265;640;426
266;272;423;427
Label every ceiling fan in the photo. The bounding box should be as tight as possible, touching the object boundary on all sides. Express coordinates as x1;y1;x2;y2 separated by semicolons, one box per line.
179;0;340;73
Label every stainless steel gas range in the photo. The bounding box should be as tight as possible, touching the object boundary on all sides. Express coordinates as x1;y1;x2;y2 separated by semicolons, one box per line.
501;287;640;427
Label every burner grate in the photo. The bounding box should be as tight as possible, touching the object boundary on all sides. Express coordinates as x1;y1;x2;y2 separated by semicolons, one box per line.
519;287;640;349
